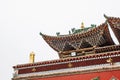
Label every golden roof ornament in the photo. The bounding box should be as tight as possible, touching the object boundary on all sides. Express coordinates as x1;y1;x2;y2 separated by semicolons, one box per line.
29;51;35;63
81;22;84;29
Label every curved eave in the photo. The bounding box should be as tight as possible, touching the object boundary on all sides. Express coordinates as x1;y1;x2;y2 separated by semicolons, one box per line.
40;33;61;52
106;16;120;44
103;22;115;46
40;23;114;52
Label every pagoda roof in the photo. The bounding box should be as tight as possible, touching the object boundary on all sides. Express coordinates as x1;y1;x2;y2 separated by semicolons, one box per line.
104;15;120;43
40;23;114;52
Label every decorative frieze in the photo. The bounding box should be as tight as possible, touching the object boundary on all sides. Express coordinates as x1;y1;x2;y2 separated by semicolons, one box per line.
13;62;120;80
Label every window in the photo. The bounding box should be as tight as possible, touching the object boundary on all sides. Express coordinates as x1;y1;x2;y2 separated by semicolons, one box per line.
71;52;76;56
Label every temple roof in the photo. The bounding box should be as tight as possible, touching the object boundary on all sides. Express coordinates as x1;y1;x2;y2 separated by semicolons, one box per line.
13;49;120;79
69;25;96;34
40;23;114;52
12;15;120;80
13;45;120;68
104;15;120;43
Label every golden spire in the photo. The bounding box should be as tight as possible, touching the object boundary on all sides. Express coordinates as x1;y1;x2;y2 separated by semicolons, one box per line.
29;51;35;63
81;22;84;29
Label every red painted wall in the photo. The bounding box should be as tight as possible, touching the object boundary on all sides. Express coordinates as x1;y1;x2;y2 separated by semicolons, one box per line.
32;70;120;80
18;56;120;74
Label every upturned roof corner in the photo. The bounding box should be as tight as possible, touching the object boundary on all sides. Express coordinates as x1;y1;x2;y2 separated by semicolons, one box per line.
104;14;109;19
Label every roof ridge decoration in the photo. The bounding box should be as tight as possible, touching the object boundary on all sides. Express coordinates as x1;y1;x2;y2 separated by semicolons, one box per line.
40;22;114;53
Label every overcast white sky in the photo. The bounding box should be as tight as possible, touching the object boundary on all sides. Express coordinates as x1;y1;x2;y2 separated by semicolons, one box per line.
0;0;120;80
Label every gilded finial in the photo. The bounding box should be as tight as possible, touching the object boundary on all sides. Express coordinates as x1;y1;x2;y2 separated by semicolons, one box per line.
81;22;84;29
29;51;35;63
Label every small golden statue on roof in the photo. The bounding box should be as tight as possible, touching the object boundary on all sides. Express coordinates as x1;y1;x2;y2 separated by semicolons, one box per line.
81;22;84;29
29;51;35;63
